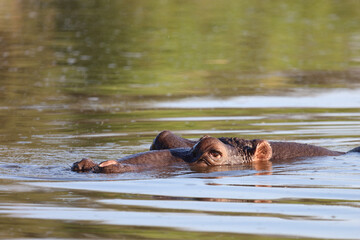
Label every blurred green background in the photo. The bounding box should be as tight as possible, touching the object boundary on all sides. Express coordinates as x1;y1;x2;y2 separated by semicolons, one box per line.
1;0;359;104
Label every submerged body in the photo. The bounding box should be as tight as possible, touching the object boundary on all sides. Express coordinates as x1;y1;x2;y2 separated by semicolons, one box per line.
72;130;357;173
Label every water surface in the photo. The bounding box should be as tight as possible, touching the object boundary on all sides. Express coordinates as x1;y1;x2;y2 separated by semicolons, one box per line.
0;0;360;239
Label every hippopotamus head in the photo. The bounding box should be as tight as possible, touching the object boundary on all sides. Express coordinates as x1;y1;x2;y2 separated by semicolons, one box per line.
72;135;274;174
188;136;273;167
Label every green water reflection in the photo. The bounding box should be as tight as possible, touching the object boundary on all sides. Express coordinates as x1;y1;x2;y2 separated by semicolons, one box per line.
1;0;359;104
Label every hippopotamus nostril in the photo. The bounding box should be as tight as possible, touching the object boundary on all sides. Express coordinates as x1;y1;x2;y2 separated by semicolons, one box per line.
71;158;97;172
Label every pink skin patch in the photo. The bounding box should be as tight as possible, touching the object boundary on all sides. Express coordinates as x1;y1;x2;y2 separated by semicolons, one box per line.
98;160;118;167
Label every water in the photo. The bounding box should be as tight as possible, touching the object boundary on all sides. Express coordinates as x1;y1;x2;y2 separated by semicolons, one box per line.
0;0;360;239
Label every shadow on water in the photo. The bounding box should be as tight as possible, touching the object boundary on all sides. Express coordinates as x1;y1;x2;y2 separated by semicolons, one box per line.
0;0;360;239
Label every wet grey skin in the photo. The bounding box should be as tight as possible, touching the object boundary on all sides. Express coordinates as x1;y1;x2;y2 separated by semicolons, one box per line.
71;130;359;174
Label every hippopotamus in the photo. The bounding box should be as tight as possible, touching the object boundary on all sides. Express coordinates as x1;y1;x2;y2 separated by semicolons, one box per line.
72;130;360;173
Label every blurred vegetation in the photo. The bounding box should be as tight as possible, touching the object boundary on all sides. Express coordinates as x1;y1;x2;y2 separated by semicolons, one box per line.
0;0;359;104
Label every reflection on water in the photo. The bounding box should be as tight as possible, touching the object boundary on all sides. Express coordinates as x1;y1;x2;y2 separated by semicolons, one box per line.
152;88;360;108
1;202;359;239
0;0;360;239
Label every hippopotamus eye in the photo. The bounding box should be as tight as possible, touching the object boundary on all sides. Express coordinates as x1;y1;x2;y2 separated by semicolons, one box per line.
209;150;222;159
244;146;252;152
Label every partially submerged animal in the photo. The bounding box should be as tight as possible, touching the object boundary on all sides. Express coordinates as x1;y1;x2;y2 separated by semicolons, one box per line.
72;130;360;173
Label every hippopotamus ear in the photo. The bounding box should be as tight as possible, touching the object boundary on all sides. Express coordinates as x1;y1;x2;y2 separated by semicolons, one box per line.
253;140;272;161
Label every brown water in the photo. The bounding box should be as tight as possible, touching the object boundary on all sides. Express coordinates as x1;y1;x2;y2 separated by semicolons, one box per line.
1;0;360;239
